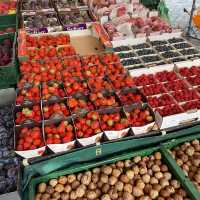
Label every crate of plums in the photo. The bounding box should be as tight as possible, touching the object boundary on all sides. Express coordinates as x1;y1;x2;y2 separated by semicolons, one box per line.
0;105;20;198
0;33;18;88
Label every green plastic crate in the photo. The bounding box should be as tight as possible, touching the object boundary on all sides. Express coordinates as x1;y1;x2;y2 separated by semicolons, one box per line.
28;146;198;200
0;33;19;88
161;133;200;200
0;14;16;27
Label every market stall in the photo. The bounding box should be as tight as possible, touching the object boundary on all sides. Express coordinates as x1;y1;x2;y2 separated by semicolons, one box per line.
1;0;200;200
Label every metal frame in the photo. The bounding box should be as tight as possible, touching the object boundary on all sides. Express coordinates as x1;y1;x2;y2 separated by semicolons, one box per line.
186;0;200;40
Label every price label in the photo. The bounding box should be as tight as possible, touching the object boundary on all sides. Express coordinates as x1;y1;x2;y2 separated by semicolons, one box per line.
64;23;87;31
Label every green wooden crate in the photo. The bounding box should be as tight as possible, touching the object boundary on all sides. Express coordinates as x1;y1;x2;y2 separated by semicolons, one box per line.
28;146;198;200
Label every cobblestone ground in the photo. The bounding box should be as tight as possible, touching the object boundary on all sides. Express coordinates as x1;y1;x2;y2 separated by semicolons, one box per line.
165;0;200;29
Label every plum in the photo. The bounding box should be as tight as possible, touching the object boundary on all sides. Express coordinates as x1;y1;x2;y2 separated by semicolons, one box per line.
0;38;13;66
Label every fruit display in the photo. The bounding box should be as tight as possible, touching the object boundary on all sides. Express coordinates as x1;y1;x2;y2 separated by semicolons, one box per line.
74;111;101;139
59;10;92;25
121;58;142;67
26;34;70;48
161;51;181;59
173;42;192;49
0;157;19;195
106;63;127;77
179;66;200;77
180;48;199;56
53;0;87;10
0;106;14;149
88;77;113;92
42;102;70;120
15;105;42;124
83;64;107;79
23;12;61;32
82;55;101;66
35;152;190;200
90;92;120;109
132;43;151;49
136;49;155;56
100;111;129;131
62;56;81;68
68;95;95;113
118;52;137;59
113;46;131;52
16;126;44;151
109;75;135;90
155;45;173;52
0;38;13;66
156;104;183;117
150;40;168;46
16;86;40;105
118;89;145;105
141;55;162;63
163;80;188;91
171;140;200;192
103;16;171;41
100;53;120;64
148;94;175;108
135;74;157;86
0;0;16;15
168;37;185;44
141;84;166;96
42;82;66;100
45;120;74;144
21;0;53;11
64;77;89;96
155;71;178;82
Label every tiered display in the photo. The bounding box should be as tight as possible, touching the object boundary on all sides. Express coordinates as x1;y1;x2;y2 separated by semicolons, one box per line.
2;0;200;199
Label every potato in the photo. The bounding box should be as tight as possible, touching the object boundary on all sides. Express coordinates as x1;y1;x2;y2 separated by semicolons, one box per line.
132;187;143;197
41;193;50;200
102;166;112;175
60;192;69;200
142;174;150;183
100;174;108;184
114;181;124;191
55;184;64;193
92;173;99;183
123;191;134;200
101;194;111;200
93;167;101;174
67;175;76;184
149;189;159;199
35;193;42;200
70;191;77;200
46;186;54;194
116;161;124;168
124;183;132;193
108;188;118;199
38;183;47;193
81;172;91;185
64;185;72;193
71;180;80;189
108;176;117;186
87;190;97;199
76;185;85;198
112;169;121;178
102;183;110;193
126;170;134;180
125;160;132;168
58;176;68;185
88;182;97;190
49;179;58;188
133;156;141;163
52;192;60;199
120;174;129;183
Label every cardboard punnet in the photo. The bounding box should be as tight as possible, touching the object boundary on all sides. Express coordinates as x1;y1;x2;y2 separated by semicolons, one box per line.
124;103;157;135
98;107;130;140
44;117;76;153
14;123;46;158
156;109;200;130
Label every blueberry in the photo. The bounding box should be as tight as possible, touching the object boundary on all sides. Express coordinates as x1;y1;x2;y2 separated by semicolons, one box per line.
119;52;136;59
132;43;150;49
155;45;173;52
150;40;168;46
168;37;185;44
180;48;199;56
170;57;186;63
142;55;161;63
173;43;191;49
114;46;131;52
122;58;141;66
161;51;180;58
136;49;155;56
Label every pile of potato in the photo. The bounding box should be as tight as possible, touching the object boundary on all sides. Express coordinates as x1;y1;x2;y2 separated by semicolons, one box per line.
35;152;189;200
171;139;200;192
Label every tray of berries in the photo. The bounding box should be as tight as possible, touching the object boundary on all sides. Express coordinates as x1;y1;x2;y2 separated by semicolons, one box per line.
99;107;130;141
14;123;46;158
44;118;75;153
